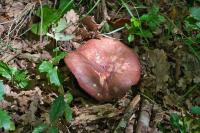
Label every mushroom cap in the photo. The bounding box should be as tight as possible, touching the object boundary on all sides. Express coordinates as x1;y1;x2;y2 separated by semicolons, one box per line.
64;37;141;101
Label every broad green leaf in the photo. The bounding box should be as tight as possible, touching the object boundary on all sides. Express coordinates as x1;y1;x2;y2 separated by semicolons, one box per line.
0;109;15;131
31;5;57;35
31;0;74;35
191;106;200;115
190;7;200;21
49;96;65;123
48;66;61;86
64;103;73;121
0;80;5;101
49;127;59;133
32;124;48;133
39;61;53;73
31;23;49;35
0;61;11;80
59;0;74;11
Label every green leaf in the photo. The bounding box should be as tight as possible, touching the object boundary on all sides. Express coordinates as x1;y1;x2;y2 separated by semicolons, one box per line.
59;0;74;11
31;0;74;35
191;106;200;115
49;96;66;123
136;30;153;38
0;61;12;80
14;70;29;88
0;61;29;89
140;6;165;30
48;66;61;86
64;103;73;121
170;113;181;128
0;109;15;131
0;81;5;101
131;17;141;28
49;127;59;133
39;61;53;73
39;60;61;86
31;23;49;35
32;124;48;133
190;7;200;21
51;51;67;65
128;34;135;42
64;92;73;104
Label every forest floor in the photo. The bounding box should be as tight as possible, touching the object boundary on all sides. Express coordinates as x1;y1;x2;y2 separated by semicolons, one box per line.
0;0;199;133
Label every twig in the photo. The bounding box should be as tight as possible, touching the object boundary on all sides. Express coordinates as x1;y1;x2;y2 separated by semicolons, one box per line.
136;99;153;133
101;0;110;20
114;95;141;133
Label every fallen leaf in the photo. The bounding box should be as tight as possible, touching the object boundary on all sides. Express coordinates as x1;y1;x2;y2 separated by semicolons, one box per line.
82;16;99;31
108;18;130;28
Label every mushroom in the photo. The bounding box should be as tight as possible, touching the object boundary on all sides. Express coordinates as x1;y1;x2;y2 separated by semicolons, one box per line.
64;37;141;101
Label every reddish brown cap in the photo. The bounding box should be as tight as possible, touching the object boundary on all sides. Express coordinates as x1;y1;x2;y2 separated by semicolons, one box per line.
64;37;141;101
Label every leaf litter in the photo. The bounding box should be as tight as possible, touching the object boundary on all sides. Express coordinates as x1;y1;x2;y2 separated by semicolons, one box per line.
0;0;199;132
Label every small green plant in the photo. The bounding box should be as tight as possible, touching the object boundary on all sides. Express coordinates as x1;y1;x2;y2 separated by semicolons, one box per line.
31;0;74;35
0;61;29;89
38;47;67;87
32;92;73;133
184;7;200;61
0;81;15;131
36;47;73;132
125;6;165;42
159;106;200;133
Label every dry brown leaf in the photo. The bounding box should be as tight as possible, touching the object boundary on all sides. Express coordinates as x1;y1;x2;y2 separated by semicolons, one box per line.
108;18;130;28
82;16;99;31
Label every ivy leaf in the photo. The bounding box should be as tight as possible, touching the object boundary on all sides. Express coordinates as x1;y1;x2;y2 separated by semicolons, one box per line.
0;109;15;131
32;124;48;133
191;106;200;115
49;96;66;123
0;80;5;101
